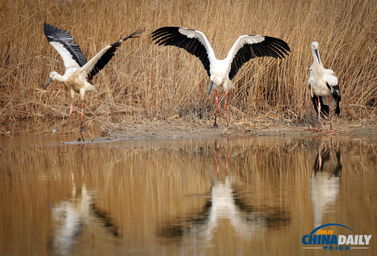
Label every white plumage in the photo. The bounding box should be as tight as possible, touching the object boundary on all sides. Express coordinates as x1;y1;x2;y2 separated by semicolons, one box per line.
152;26;290;127
158;175;290;243
52;183;120;255
43;23;142;100
311;147;342;228
43;23;141;141
307;41;341;121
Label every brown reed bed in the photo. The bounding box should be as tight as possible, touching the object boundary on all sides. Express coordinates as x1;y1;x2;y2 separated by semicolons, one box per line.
0;0;376;135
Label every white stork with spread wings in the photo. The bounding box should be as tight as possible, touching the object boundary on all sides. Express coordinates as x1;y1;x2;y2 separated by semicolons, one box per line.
44;23;141;100
152;26;290;128
43;23;142;140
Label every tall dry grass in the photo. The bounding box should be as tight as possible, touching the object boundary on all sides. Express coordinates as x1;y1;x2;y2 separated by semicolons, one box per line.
0;0;376;131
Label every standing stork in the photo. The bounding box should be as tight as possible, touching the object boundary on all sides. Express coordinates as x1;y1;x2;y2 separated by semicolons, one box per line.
152;26;290;128
43;23;142;140
307;42;341;130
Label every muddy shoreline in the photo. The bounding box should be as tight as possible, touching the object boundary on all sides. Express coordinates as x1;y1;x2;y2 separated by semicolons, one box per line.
1;117;377;145
90;120;377;145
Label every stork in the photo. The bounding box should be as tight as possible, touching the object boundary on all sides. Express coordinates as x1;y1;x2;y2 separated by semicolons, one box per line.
157;147;290;242
311;145;342;228
307;42;341;130
152;26;290;128
43;23;142;140
52;183;120;255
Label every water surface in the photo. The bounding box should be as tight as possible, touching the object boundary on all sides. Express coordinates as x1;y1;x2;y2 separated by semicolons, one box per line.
0;136;376;255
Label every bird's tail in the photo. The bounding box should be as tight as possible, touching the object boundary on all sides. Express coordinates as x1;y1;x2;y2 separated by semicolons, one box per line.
325;82;341;115
330;85;341;116
335;101;340;115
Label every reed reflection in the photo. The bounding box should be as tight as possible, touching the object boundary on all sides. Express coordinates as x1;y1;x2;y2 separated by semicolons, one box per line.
157;141;291;244
50;162;120;256
311;141;342;228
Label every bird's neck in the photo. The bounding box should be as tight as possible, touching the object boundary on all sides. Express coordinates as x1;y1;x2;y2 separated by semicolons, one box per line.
311;50;323;67
310;49;324;77
53;73;66;82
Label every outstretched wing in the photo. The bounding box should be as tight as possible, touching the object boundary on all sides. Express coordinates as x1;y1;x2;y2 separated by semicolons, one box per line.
81;30;142;81
152;26;215;76
44;23;88;68
226;35;290;79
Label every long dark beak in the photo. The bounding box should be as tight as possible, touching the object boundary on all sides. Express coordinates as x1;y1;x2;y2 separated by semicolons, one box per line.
208;80;214;96
44;77;52;90
314;49;321;64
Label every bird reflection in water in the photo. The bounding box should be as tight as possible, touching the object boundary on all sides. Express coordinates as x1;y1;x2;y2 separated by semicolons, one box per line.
49;162;120;256
311;141;342;228
157;141;290;244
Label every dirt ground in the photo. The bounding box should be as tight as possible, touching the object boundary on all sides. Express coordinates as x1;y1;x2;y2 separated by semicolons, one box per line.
1;115;377;144
89;117;377;143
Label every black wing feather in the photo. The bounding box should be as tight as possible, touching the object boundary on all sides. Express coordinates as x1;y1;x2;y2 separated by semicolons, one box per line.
87;41;121;82
43;23;88;67
229;36;290;80
87;30;142;81
152;27;211;76
331;85;341;115
325;83;341;115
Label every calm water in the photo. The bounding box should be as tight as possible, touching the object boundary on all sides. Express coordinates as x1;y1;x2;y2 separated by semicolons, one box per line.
0;136;376;256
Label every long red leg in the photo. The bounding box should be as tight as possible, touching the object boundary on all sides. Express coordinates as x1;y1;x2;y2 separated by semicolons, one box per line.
68;104;74;116
216;150;220;175
213;90;219;128
79;101;85;141
328;95;333;131
225;151;229;175
224;91;229;127
317;96;321;130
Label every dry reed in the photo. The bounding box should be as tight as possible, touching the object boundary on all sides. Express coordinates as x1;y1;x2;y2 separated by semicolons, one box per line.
0;0;376;133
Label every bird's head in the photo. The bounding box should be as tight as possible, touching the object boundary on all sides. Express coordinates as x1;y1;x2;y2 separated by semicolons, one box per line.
311;41;319;50
43;71;58;89
310;41;322;65
50;71;60;79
